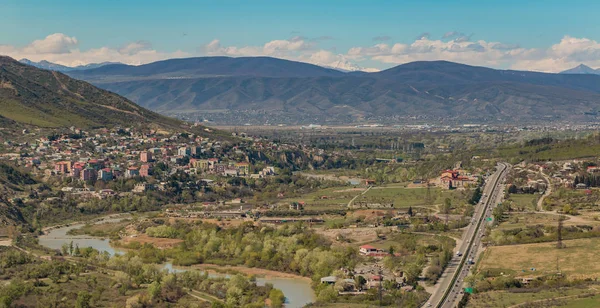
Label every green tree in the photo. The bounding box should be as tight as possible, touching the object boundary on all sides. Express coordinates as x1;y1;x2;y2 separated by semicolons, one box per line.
269;289;285;308
75;291;92;308
442;198;452;214
317;286;337;303
61;243;69;256
404;263;423;285
147;281;162;300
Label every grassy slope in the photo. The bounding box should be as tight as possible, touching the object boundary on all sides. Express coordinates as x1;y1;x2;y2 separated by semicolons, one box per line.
489;137;600;162
479;238;600;280
0;164;34;226
0;55;182;128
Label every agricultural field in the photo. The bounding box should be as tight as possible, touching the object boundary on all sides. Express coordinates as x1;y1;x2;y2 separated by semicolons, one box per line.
365;232;454;254
505;193;539;212
562;294;600;308
495;212;564;231
467;286;599;308
495;138;600;162
478;238;600;280
357;186;471;210
543;188;600;212
280;186;365;208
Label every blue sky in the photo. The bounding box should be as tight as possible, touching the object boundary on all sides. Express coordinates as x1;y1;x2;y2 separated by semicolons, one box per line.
2;0;600;72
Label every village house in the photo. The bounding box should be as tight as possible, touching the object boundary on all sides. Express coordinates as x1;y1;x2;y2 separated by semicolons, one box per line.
140;151;153;163
235;162;250;176
54;161;72;174
366;275;383;289
125;167;140;178
587;166;600;173
178;147;191;157
440;169;476;188
98;168;113;181
81;167;97;181
140;164;151;177
359;245;380;255
133;183;152;193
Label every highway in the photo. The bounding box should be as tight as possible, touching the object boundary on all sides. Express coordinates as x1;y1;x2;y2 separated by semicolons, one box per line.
426;162;509;308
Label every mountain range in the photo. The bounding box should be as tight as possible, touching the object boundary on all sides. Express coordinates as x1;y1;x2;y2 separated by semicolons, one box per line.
19;59;122;72
61;56;600;124
0;56;181;128
560;64;600;75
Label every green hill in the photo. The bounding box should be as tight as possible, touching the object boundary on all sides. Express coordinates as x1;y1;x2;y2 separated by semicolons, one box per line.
0;56;182;128
0;164;32;227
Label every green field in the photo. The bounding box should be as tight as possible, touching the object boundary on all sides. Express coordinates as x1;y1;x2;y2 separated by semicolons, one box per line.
563;294;600;308
281;186;363;208
367;233;449;252
479;238;600;280
467;287;597;308
506;193;539;211
495;212;562;231
495;139;600;162
359;186;469;209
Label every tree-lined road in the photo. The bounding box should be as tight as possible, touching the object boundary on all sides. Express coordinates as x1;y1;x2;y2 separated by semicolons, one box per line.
426;162;509;308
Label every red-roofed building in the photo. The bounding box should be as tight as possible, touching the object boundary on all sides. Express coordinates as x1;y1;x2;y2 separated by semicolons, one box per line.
98;168;113;181
125;167;139;178
54;161;72;174
235;162;250;175
140;164;150;177
140;151;153;163
359;245;379;255
441;170;459;183
587;166;600;173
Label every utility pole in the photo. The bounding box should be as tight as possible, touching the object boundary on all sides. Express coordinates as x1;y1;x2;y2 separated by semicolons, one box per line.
426;182;432;204
557;215;565;249
378;268;383;307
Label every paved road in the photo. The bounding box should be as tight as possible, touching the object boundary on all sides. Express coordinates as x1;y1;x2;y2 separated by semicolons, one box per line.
426;163;509;308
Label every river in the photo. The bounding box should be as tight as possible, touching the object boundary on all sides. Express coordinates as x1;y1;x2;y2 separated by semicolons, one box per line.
39;218;316;308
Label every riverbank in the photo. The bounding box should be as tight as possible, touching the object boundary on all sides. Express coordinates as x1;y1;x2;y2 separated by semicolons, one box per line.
41;212;140;233
39;220;317;308
190;264;313;282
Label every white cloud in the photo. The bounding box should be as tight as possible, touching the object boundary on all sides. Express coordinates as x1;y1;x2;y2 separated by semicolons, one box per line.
4;33;600;73
23;33;79;54
1;33;189;67
345;35;600;72
119;40;152;55
200;38;379;71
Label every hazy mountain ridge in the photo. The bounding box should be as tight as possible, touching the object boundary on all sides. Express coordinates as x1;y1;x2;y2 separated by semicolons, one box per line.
68;56;346;80
560;64;600;75
19;59;123;72
65;57;600;123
